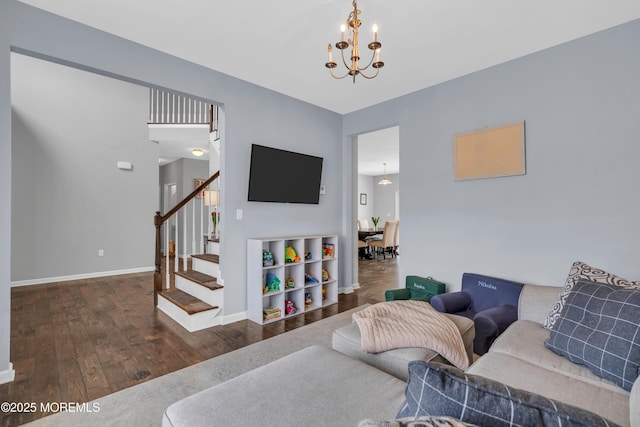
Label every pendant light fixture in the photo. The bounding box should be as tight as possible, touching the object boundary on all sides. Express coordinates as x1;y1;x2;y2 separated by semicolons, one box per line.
378;163;392;185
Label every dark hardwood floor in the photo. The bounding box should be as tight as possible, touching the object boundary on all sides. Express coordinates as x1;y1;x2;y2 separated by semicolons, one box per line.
0;256;398;426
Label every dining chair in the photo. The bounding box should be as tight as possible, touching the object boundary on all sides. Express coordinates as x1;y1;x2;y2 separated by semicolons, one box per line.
368;220;398;259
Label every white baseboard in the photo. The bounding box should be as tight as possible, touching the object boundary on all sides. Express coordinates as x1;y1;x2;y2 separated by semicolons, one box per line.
340;285;355;294
222;310;247;325
0;363;14;385
11;266;155;288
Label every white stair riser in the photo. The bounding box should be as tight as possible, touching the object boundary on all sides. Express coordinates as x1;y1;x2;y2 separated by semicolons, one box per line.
207;241;220;255
175;275;224;307
192;258;219;277
157;296;223;332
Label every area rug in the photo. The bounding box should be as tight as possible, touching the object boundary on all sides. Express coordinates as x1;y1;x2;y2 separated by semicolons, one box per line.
25;305;367;427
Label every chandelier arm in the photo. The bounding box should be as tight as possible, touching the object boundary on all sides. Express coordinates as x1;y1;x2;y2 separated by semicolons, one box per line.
328;67;351;80
355;49;377;72
339;47;354;72
358;67;381;80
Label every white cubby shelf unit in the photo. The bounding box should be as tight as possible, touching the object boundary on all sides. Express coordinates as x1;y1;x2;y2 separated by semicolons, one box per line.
247;235;338;325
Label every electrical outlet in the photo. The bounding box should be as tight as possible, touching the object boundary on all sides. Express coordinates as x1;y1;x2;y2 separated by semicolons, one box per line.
236;209;243;220
98;249;104;257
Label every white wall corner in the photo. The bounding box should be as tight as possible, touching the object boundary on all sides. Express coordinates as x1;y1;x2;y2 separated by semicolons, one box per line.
221;310;247;325
0;363;14;385
340;285;355;294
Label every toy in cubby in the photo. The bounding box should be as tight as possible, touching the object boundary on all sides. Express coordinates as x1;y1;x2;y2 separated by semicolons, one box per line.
322;268;330;282
262;249;274;267
285;300;297;315
305;292;312;308
263;273;281;294
305;273;319;284
285;278;296;289
322;243;335;259
285;246;301;263
263;306;281;321
322;287;327;301
304;252;312;260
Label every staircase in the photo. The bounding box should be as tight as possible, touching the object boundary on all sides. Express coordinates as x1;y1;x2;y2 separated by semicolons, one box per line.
157;241;224;332
150;88;224;332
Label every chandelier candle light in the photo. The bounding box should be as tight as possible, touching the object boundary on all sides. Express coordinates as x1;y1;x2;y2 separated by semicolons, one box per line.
325;0;384;83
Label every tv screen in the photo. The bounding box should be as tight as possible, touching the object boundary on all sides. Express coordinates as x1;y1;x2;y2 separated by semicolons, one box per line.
248;144;323;204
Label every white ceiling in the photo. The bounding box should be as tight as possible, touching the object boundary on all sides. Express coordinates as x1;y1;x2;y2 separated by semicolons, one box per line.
18;0;640;116
17;1;640;174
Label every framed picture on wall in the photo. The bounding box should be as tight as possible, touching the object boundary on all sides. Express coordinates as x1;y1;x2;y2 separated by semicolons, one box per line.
360;193;367;205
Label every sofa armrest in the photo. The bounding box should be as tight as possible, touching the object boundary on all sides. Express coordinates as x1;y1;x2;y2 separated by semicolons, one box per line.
430;291;471;313
631;376;640;427
473;304;518;355
518;285;563;324
385;288;411;301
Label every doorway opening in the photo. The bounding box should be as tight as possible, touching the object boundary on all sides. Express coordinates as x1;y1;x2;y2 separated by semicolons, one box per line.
355;126;400;291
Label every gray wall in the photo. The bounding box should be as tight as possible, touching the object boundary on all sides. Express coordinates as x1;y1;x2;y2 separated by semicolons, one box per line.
357;174;374;223
11;53;157;282
372;173;399;226
345;19;640;291
357;173;399;228
0;0;343;377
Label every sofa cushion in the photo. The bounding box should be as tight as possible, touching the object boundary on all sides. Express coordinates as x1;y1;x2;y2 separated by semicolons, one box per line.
398;360;621;427
490;320;625;393
544;261;640;330
468;352;630;427
544;279;640;392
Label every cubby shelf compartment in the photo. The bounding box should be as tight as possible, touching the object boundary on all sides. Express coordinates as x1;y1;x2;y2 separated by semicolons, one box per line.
247;234;339;325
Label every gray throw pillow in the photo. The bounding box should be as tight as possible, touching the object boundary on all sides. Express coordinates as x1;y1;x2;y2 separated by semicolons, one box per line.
397;361;620;427
544;261;640;330
544;279;640;391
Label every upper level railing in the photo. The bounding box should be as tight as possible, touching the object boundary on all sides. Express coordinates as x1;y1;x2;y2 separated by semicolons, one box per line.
149;89;219;133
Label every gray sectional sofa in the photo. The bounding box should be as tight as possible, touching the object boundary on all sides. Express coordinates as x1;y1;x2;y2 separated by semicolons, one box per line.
467;284;639;427
162;284;639;427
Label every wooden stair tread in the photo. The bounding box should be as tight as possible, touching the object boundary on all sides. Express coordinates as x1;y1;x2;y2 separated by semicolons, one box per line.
191;253;219;264
175;270;223;290
160;289;218;315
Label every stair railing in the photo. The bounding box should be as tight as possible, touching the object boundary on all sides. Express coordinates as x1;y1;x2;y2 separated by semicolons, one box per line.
154;171;220;306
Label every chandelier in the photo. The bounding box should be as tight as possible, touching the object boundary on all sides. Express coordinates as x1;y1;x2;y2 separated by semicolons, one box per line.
325;0;384;83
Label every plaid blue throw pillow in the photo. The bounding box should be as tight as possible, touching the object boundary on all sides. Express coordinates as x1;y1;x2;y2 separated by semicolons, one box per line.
397;361;620;427
544;279;640;391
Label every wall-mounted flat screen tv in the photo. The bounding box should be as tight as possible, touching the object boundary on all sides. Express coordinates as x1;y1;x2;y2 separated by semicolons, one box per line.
248;144;323;204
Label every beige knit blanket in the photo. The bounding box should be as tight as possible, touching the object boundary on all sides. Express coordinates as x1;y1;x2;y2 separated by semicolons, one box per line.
353;300;469;370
